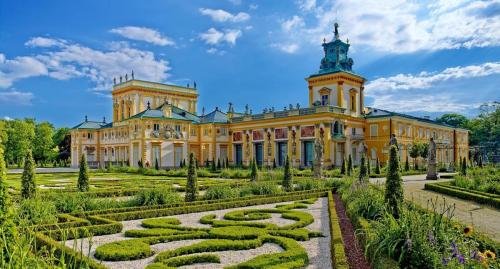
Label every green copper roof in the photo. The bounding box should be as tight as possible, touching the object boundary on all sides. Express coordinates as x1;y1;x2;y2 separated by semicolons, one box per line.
71;120;108;130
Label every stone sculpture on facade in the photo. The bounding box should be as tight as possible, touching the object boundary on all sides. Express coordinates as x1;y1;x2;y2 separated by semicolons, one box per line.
426;137;439;180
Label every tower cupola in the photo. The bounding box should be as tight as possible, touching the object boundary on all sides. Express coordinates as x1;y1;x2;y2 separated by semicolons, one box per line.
318;23;354;74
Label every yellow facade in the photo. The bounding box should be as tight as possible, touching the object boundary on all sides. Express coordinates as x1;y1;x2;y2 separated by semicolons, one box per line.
70;28;468;169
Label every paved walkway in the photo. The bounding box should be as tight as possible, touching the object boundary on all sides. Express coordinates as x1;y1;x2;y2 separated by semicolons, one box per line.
7;167;79;174
370;174;500;242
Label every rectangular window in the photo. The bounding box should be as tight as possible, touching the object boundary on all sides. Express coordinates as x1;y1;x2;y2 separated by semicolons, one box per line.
203;128;209;136
321;95;329;106
351;96;356;111
352;127;356;135
190;128;196;136
175;125;181;132
220;127;227;136
370;124;378;137
153;124;160;131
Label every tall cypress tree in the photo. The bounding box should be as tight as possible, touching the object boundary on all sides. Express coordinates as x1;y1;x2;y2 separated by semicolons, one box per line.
282;156;293;191
0;145;15;261
185;153;198;202
225;157;229;169
385;145;403;218
461;157;467;176
358;154;367;182
217;158;221;170
250;159;258;182
404;155;410;171
340;158;346;175
155;158;159;170
21;150;36;199
211;158;216;172
347;154;353;176
367;157;371;175
375;157;381;174
78;154;90;192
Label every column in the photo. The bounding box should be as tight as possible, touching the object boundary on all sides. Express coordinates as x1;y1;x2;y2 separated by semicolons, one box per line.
360;86;364;113
337;81;344;108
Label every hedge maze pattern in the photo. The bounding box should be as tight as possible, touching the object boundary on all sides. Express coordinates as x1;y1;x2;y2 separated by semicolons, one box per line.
93;198;323;268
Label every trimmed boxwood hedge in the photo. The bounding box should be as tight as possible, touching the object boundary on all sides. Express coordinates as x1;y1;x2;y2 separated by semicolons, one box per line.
327;191;348;269
425;182;500;209
147;254;220;268
94;239;153;261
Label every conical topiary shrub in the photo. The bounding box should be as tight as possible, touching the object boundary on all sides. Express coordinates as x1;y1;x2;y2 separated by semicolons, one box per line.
461;157;467;176
250;159;258;182
282;156;293;191
358;154;367;182
340;158;346;175
78;154;90;192
185;153;198;202
385;145;403;218
21;151;36;199
375;157;381;174
404;155;410;171
347;154;353;176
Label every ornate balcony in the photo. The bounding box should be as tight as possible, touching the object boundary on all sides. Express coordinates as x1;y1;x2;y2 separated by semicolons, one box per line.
231;105;347;123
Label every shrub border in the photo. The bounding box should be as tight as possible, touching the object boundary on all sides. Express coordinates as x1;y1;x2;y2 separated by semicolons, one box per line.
327;191;348;269
425;182;500;209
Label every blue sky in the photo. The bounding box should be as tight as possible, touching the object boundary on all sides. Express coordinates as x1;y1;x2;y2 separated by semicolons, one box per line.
0;0;499;127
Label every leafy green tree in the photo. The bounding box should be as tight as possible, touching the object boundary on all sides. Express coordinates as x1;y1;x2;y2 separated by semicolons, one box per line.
53;127;71;162
375;157;381;174
0;120;7;150
435;113;469;128
21;150;36;199
33;122;55;166
461;157;467;176
409;142;420;170
78;154;90;192
385;145;403;218
4;119;35;167
185;153;198;202
250;159;258;182
404;155;410;171
340;158;346;175
347;154;353;176
282;156;293;191
358;154;367;182
155;158;159;170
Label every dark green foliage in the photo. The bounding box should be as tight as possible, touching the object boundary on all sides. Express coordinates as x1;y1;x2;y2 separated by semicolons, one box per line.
250;159;258;182
225;157;229;169
404;155;410;171
21;150;36;199
340;158;346;175
366;157;371;175
358;155;367;182
217;158;221;170
211;158;216;172
138;159;143;168
17;197;57;225
375;157;381;174
273;158;277;169
347;155;352;176
461;157;467;175
240;182;282;196
185;153;198;202
94;239;153;261
77;154;89;192
203;185;239;200
0;145;16;261
154;158;159;170
135;188;182;206
205;159;209;167
283;156;293;191
385;145;403;218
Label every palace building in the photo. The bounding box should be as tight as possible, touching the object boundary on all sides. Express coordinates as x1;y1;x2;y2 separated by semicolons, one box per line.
70;24;469;169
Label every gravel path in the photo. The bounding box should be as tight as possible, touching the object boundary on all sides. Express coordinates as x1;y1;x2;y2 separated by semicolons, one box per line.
371;174;500;242
65;198;332;268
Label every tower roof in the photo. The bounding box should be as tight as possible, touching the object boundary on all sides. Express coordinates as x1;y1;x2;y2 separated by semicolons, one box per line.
312;23;356;77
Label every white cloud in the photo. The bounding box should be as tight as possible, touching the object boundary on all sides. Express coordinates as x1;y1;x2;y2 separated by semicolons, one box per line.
281;16;305;32
366;62;500;94
199;8;250;22
297;0;316;11
0;90;34;105
275;0;500;54
2;37;172;93
25;37;65;47
206;47;227;55
0;53;48;88
199;28;242;45
271;43;300;54
249;4;259;10
371;93;480;113
110;26;175;46
3;116;13;121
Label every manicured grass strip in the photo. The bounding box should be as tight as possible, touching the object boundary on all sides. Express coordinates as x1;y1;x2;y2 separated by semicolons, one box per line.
141;217;181;227
327;191;348;269
94;239;153;261
155;238;262;262
147;254;220;268
425;182;500;209
209;226;267;240
44;215;123;240
228;235;308;269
